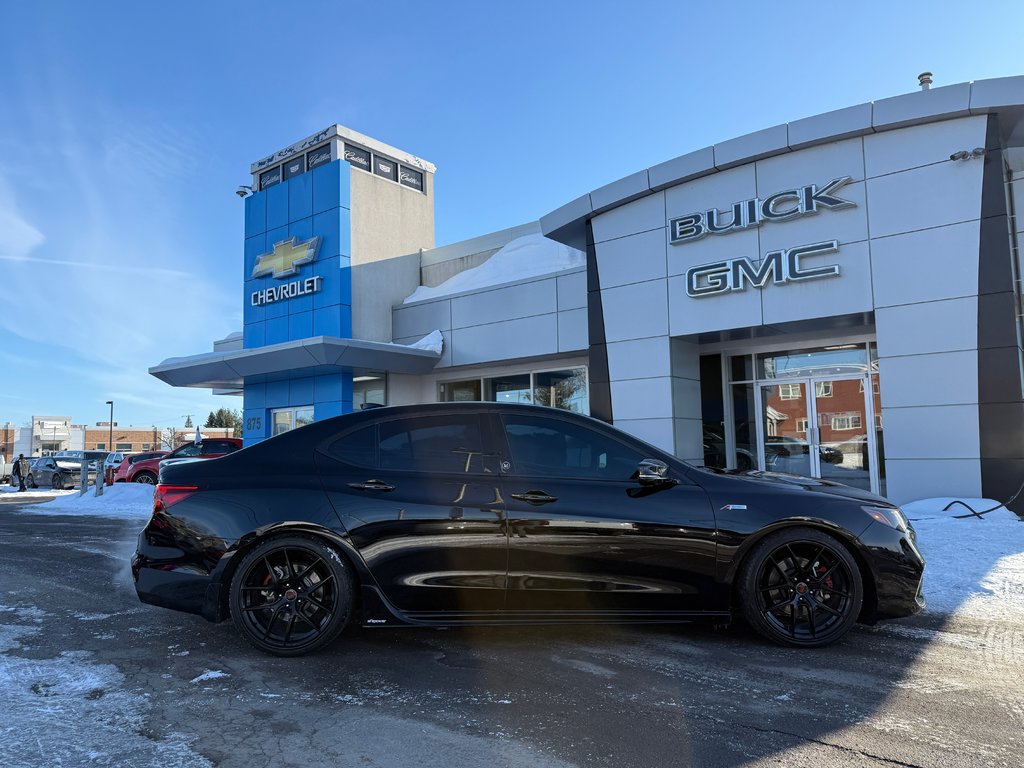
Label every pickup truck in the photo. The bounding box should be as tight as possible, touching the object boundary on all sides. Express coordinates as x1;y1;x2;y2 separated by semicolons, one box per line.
0;454;10;482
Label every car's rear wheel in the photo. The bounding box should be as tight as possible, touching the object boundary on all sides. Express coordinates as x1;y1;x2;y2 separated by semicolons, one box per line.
28;474;36;489
230;536;354;657
51;474;64;490
134;472;156;485
739;527;862;648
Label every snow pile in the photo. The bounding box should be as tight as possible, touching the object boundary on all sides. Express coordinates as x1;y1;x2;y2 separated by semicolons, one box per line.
405;330;444;354
403;233;585;304
907;498;1024;621
27;483;155;519
0;485;77;499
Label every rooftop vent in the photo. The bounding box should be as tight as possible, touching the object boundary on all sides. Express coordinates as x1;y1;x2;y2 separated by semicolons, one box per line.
918;72;933;91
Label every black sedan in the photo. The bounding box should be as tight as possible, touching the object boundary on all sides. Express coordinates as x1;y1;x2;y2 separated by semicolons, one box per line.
132;403;925;656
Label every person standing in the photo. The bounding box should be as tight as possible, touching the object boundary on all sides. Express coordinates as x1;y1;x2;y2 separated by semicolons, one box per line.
12;454;29;492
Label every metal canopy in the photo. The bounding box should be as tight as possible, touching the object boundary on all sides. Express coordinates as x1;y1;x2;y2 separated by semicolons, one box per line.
149;336;441;389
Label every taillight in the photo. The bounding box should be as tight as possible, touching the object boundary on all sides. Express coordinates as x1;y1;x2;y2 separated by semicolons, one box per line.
153;484;199;515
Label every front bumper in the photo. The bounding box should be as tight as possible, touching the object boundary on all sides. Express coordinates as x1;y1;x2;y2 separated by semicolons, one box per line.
859;521;926;620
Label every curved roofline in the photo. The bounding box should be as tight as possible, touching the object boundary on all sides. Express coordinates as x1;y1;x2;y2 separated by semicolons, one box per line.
540;75;1024;249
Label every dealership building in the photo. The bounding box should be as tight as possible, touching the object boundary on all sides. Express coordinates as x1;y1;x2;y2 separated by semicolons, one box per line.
151;75;1024;509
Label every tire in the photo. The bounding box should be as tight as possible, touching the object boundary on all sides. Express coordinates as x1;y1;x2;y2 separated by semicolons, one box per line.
229;535;354;657
738;527;862;648
51;474;64;491
134;472;156;485
28;474;37;489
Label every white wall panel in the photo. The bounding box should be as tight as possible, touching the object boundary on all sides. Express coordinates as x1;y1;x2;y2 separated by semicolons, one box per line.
556;270;587;310
870;221;980;307
591;191;666;244
450;315;558;366
600;280;669;343
606;336;672;381
594;229;668;289
863;115;986;177
612;418;675;454
866;161;983;239
611;377;676;421
877;351;978;408
556;307;588;353
885;458;982;504
451;278;557;329
875;298;978;358
881;405;980;459
756;136;866;190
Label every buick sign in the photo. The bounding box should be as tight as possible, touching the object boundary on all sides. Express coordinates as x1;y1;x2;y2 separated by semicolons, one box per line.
670;177;855;245
686;240;840;297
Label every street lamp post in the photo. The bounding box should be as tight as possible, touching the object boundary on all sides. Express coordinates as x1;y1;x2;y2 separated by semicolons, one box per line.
105;401;113;452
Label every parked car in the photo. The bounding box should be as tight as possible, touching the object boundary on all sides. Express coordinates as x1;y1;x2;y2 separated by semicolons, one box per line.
133;403;925;657
122;439;242;484
10;456;95;490
103;452;125;474
0;454;11;482
112;451;169;483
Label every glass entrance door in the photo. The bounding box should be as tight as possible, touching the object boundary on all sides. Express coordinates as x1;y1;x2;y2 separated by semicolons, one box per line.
757;375;877;493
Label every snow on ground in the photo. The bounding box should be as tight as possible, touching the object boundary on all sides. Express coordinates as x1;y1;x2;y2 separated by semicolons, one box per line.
906;498;1024;621
17;482;154;519
0;485;77;499
403;233;585;304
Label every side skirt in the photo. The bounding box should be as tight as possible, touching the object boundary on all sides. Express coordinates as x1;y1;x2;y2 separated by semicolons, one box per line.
357;585;731;628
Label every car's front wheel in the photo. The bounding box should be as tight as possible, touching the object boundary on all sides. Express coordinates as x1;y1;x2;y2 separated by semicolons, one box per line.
739;527;863;648
27;474;37;489
134;472;156;485
229;536;354;657
51;474;64;491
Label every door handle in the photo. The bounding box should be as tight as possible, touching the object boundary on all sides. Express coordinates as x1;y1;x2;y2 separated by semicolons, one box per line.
511;490;558;505
348;479;395;492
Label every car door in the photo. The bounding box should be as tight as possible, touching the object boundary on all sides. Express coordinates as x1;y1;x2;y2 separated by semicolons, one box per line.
315;411;508;615
38;458;57;486
495;411;719;614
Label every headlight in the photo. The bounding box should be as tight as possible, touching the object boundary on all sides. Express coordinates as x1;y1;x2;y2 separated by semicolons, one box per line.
862;505;908;532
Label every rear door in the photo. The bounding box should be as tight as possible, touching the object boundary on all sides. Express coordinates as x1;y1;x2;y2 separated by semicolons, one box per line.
316;411;508;615
495;412;718;614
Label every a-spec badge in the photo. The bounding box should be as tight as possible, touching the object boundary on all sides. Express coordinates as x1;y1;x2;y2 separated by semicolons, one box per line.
252;236;321;279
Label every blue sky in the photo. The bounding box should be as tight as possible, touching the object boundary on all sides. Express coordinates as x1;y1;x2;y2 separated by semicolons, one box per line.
1;0;1021;429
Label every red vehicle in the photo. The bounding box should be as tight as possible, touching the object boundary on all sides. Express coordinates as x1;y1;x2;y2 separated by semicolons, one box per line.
115;439;242;484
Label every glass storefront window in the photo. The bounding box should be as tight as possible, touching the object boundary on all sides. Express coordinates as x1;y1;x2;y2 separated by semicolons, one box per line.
485;374;532;404
757;345;870;380
354;374;387;410
272;407;314;436
731;383;757;471
533;369;588;414
438;368;589;414
439;379;482;402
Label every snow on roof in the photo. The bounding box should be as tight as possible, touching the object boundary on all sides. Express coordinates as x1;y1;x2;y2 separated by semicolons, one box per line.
403;233;585;304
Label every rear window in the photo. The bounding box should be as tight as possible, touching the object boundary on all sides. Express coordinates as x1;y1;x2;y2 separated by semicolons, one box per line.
202;441;237;455
326;425;377;468
379;415;487;474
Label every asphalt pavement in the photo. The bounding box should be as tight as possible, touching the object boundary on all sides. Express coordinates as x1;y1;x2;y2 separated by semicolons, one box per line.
0;501;1021;768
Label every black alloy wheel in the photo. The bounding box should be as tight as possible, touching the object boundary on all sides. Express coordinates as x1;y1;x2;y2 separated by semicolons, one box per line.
134;472;156;485
28;474;37;489
739;527;862;648
51;474;64;491
229;536;354;657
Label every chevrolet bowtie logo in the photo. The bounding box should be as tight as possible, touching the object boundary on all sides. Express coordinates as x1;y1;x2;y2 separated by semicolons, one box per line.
252;236;321;279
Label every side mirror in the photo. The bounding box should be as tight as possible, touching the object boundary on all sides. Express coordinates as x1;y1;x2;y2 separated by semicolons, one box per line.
635;458;673;486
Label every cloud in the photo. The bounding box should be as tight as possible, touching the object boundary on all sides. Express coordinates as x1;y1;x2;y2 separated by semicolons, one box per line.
0;183;45;260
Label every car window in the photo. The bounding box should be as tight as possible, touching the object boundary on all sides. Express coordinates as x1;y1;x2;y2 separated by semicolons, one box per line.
173;444;202;458
501;415;646;480
379;415;488;474
327;425;377;468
